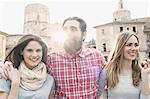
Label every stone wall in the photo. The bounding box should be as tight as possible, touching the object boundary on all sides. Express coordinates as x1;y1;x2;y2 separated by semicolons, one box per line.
0;32;7;60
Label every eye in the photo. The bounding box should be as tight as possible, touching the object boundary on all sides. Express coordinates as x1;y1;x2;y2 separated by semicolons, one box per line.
70;27;78;32
125;43;132;47
36;49;42;52
26;49;33;52
135;43;139;47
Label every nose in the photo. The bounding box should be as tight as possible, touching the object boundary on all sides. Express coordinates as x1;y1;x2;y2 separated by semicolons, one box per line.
63;30;72;39
32;54;39;60
131;45;137;50
32;51;39;57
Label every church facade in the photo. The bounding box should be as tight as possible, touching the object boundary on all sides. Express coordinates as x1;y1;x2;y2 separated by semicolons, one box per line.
94;0;150;61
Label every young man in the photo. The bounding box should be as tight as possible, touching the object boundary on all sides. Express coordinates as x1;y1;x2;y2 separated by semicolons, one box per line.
47;17;105;99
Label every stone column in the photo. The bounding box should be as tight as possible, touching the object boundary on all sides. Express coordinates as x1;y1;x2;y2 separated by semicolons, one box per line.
23;3;50;36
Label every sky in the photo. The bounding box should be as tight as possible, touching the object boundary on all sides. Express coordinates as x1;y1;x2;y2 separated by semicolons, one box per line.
0;0;150;41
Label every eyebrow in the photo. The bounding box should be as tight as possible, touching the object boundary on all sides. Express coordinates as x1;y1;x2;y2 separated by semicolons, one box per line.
70;26;77;28
126;42;138;44
125;42;139;45
25;48;42;50
63;26;78;28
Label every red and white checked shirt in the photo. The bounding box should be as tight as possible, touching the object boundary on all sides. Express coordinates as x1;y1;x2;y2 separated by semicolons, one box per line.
47;48;105;99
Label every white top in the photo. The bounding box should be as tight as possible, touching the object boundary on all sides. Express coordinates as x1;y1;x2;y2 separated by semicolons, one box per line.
99;70;150;99
0;74;55;99
108;75;140;99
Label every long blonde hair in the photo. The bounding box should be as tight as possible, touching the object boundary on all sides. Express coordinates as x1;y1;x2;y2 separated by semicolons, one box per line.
105;32;141;89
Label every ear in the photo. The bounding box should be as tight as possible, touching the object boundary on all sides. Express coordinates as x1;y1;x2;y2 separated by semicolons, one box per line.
82;31;86;41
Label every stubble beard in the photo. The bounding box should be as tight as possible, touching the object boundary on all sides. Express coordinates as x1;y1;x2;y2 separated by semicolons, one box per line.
63;38;82;55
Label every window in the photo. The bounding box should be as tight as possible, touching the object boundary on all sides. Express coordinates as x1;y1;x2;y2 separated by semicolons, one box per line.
102;29;104;34
93;46;96;49
102;43;106;52
127;27;129;31
120;27;123;32
133;27;136;32
104;56;108;61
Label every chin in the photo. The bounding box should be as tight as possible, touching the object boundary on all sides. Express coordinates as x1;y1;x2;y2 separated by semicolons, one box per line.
130;57;136;61
30;62;39;66
125;57;136;61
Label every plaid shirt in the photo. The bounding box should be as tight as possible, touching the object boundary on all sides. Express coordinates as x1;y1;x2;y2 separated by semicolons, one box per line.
47;48;105;99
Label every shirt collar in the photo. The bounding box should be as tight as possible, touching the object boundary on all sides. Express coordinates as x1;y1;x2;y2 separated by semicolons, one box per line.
63;47;86;58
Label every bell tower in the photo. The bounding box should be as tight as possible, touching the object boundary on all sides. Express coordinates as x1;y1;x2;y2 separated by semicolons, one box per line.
113;0;131;22
23;4;50;36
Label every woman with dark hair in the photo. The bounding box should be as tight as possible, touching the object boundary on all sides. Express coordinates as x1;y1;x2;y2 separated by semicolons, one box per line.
0;34;54;99
100;32;150;99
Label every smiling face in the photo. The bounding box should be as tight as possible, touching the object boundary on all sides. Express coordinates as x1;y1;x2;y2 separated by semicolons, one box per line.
22;41;42;69
123;35;139;61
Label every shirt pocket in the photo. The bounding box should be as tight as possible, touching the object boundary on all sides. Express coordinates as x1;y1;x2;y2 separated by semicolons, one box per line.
81;65;101;86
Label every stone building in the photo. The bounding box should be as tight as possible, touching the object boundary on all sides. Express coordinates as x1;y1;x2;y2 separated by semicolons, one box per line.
94;0;150;61
0;3;62;60
23;4;50;35
0;31;8;60
23;3;62;50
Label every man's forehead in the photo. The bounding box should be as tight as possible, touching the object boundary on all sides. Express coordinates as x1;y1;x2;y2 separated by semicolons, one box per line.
63;20;80;28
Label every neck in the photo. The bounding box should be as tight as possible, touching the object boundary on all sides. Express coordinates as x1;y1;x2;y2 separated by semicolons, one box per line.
65;47;82;56
121;59;132;75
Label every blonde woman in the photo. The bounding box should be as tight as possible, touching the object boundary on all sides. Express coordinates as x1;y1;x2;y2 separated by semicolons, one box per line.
0;34;55;99
100;32;150;99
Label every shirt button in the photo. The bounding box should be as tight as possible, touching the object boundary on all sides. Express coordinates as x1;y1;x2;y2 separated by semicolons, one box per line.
78;71;81;75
